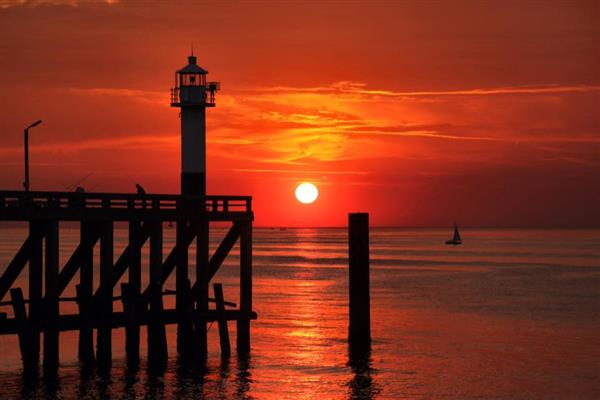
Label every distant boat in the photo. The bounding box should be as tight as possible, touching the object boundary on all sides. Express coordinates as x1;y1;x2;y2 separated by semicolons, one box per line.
445;224;462;245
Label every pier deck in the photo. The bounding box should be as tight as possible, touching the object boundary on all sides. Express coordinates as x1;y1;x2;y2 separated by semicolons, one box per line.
0;190;254;371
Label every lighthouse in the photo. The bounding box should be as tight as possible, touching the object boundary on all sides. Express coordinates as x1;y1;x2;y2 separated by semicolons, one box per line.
171;54;220;196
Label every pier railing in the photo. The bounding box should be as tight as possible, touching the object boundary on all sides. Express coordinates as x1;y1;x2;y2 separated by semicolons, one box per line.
0;190;252;221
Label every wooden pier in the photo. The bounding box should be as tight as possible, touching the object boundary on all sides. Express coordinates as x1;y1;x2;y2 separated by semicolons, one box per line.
0;190;255;372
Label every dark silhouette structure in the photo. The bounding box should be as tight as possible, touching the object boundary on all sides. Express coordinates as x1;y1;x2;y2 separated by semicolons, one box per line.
135;183;147;208
0;191;255;372
0;54;254;373
348;213;371;354
23;120;42;192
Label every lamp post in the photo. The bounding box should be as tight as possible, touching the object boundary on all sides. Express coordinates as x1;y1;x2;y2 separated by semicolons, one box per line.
24;120;42;192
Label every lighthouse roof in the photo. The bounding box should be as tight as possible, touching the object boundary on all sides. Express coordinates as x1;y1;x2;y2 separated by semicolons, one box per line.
177;55;208;74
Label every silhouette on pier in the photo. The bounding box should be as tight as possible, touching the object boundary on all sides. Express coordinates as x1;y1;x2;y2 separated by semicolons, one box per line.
0;54;255;374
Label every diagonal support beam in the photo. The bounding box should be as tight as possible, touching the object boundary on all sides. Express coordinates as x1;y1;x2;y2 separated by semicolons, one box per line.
206;222;242;282
92;222;152;300
0;229;44;302
191;222;241;295
140;222;196;301
56;230;100;296
110;222;152;288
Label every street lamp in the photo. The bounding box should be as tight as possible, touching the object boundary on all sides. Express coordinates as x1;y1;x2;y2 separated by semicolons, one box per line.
24;119;42;192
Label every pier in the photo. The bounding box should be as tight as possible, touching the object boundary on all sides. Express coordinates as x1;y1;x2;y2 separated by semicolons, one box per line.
0;190;254;372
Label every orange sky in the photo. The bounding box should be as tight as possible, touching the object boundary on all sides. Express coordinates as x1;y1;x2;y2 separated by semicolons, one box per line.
0;0;598;227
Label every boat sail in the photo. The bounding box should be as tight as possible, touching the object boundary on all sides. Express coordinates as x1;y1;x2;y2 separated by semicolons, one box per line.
445;224;462;245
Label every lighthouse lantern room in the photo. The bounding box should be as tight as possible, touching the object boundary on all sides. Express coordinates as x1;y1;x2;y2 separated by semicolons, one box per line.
171;54;220;196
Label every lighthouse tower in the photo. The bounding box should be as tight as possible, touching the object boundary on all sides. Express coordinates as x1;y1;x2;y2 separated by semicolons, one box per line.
171;54;220;196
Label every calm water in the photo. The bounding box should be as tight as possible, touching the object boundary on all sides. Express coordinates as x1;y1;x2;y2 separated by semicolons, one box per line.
0;226;598;399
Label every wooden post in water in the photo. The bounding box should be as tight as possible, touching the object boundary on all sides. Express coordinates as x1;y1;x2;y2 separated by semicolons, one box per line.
44;219;60;372
96;220;113;369
126;221;142;365
78;221;95;364
176;221;191;355
213;283;231;358
147;220;167;366
195;219;209;357
28;221;43;366
10;288;35;372
348;213;370;351
237;220;252;353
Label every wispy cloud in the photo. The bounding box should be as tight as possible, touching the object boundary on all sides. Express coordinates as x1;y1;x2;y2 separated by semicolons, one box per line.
258;81;600;98
231;168;367;176
0;134;176;157
63;87;166;105
0;0;118;8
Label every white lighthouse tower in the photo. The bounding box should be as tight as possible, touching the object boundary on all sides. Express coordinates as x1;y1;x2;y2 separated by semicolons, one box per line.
171;54;220;196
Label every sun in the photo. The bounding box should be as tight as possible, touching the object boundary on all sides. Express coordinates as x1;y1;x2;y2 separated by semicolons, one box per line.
295;182;319;204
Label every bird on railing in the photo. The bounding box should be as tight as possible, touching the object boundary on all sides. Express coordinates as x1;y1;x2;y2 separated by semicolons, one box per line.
135;183;147;209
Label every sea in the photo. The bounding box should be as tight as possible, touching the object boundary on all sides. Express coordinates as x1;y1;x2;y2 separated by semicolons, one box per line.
0;226;598;399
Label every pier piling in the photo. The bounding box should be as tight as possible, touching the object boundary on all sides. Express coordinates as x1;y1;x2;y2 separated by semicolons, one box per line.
10;288;35;372
214;283;231;358
348;213;371;352
97;221;113;369
44;219;59;373
195;219;210;357
78;221;96;364
237;220;252;353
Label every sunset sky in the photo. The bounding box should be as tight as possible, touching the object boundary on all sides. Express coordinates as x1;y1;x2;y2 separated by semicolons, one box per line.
0;0;598;227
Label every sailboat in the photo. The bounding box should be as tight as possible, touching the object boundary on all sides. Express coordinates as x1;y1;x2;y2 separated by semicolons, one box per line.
445;224;462;245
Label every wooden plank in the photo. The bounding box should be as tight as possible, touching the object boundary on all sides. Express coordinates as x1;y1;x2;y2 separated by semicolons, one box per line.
96;221;113;369
43;219;60;372
237;220;252;353
213;283;231;358
10;288;35;372
0;309;258;334
0;207;254;223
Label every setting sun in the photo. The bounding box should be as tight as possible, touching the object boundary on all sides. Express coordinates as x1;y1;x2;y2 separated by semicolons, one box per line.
295;182;319;204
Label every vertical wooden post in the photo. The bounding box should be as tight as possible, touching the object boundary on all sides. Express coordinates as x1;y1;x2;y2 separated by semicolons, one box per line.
195;219;209;357
10;288;35;373
28;221;43;366
78;221;95;364
348;213;371;351
176;220;190;354
147;221;167;366
43;219;59;372
126;221;141;365
120;282;138;367
96;221;113;369
213;283;231;358
237;220;252;353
